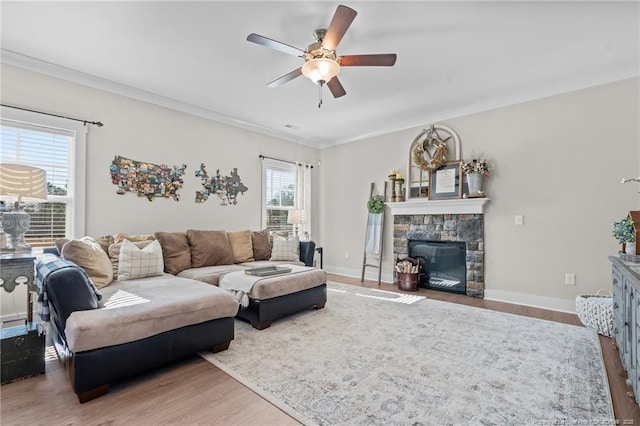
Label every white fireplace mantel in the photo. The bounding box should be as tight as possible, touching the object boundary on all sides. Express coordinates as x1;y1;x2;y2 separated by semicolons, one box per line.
386;198;489;215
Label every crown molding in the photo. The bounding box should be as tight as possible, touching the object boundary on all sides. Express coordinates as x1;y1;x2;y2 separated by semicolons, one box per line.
0;49;325;149
318;66;640;149
3;49;637;152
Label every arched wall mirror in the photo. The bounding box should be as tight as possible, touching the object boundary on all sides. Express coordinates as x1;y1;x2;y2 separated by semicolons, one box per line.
407;125;461;199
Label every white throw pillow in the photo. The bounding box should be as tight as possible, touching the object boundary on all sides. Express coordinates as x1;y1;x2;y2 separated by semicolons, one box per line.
117;239;164;281
269;235;300;262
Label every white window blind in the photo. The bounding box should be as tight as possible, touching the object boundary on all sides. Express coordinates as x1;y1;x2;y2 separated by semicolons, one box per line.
1;121;73;248
262;159;297;234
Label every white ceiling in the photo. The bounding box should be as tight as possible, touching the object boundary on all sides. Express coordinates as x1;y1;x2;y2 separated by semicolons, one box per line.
1;1;638;149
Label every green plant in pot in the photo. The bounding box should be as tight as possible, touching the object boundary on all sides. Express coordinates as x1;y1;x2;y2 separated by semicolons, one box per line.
367;195;384;214
612;217;635;254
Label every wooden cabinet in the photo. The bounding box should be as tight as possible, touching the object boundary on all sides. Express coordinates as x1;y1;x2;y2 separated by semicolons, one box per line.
610;256;640;407
0;253;45;384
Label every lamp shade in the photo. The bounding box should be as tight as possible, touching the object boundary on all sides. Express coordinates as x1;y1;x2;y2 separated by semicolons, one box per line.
301;58;340;84
0;164;47;202
287;209;308;225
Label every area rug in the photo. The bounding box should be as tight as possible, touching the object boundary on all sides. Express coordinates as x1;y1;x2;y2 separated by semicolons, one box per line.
200;282;613;425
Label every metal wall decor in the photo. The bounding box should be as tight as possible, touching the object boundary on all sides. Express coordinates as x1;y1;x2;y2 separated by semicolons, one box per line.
110;156;186;201
195;164;248;206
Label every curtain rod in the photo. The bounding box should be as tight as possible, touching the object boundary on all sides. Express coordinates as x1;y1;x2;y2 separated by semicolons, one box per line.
259;154;314;168
0;103;104;127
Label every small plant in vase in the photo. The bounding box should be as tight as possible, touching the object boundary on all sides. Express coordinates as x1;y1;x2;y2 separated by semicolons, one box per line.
461;154;491;197
613;217;635;254
367;195;385;214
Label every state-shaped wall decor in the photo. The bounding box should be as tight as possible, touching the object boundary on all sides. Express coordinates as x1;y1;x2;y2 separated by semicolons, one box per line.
195;163;248;206
109;155;186;201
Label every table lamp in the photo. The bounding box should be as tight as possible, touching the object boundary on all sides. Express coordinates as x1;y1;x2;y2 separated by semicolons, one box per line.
0;164;47;252
287;209;307;239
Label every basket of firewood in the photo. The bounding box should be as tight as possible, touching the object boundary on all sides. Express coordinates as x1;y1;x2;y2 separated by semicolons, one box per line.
396;257;420;292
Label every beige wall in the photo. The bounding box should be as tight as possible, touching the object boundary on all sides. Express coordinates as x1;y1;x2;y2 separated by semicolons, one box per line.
319;78;640;311
0;64;320;319
1;63;638;315
1;64;320;236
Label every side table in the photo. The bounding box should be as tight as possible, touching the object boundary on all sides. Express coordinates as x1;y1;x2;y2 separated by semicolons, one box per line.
315;247;323;269
1;253;37;321
1;252;45;384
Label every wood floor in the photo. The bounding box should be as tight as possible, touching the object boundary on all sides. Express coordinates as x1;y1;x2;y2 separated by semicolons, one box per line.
1;274;638;425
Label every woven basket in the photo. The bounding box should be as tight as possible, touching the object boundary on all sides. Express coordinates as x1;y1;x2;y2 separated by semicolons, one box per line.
575;289;613;338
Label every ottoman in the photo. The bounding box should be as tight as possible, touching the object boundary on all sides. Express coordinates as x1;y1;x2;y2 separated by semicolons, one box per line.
220;266;327;329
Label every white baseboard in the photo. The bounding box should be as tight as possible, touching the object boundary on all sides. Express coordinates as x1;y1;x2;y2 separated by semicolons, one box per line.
324;265;394;285
326;264;576;314
484;289;576;314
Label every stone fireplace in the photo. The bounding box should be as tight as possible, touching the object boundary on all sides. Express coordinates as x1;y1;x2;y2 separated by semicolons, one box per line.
388;199;487;298
409;239;467;294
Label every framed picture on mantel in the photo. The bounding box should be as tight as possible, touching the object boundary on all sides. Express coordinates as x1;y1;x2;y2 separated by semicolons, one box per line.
428;161;462;200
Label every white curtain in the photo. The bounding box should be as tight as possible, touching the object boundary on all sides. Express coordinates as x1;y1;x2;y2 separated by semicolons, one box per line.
296;164;312;239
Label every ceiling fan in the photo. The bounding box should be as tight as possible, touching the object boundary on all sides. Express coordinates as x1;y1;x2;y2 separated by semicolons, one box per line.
246;4;397;107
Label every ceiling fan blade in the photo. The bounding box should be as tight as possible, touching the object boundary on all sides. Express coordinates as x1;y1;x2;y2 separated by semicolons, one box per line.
322;5;357;51
266;68;303;88
327;76;346;98
247;33;304;57
339;54;397;67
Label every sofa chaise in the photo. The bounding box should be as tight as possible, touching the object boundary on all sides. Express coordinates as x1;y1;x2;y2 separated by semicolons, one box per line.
40;229;324;402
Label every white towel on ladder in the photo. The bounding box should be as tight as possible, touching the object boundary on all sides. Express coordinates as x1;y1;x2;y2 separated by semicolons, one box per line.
365;212;383;255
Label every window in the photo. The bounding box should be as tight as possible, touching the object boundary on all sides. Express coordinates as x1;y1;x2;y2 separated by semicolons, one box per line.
261;158;312;239
262;159;296;235
0;107;86;248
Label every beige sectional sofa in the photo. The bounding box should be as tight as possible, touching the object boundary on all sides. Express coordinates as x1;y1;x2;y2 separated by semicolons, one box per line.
41;228;324;402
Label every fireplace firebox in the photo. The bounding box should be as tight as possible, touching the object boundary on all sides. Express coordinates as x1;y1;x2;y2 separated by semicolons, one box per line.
409;240;466;294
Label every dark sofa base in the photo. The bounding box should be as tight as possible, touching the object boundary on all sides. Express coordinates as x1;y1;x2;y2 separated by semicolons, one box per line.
51;317;235;403
236;284;327;330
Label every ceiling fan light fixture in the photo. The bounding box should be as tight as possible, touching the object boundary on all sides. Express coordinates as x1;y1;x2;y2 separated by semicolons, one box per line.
301;58;340;84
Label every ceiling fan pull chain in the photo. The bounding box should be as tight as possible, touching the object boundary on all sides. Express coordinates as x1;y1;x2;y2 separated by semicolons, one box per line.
318;81;324;108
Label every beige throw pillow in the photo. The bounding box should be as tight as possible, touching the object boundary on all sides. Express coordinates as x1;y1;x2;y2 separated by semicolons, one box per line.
117;239;164;281
54;238;70;255
228;230;254;263
108;240;153;278
186;230;235;268
251;229;272;261
269;235;300;262
154;231;192;275
61;236;114;288
95;235;115;254
114;232;156;243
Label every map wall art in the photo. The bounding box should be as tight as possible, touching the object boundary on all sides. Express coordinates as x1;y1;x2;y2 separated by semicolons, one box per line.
110;155;186;201
195;163;248;206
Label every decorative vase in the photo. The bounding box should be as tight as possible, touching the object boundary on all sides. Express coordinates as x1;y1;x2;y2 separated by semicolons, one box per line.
466;172;484;195
627;242;636;256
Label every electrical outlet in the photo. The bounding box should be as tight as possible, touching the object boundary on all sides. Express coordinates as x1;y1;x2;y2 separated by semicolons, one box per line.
515;215;524;225
565;273;576;286
344;251;349;259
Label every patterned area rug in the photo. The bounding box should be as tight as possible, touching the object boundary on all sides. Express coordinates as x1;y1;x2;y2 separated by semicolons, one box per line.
200;282;613;425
